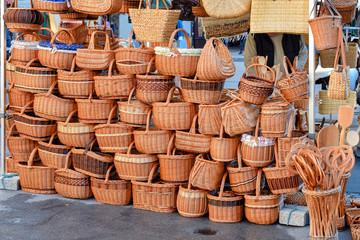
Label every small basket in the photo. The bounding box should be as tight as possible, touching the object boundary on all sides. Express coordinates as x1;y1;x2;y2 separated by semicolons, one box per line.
114;141;158;181
94;59;135;100
17;147;56;194
34;0;69;14
91;165;132;205
54;151;93;199
58;20;88;45
152;86;196;130
10;33;40;65
198;100;228;135
94;106;133;153
7;85;34;112
132;164;179;213
175;115;212;153
133;110;172;154
210;124;239;162
208;172;244;223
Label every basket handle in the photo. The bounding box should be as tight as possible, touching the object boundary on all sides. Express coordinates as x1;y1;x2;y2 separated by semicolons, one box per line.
286;110;297;138
165;86;181;106
106;105;117;126
218;122;225;139
282;56;296;83
64;109;78;126
88;89;95;102
166;133;176;156
188;114;198;134
25;58;39;68
15;32;40;41
243;64;276;83
333;26;347;70
236;144;243;168
127;30;145;49
47;131;58;147
28;146;39;168
147;163;159;184
40;27;54;37
70;56;77;73
20;100;34;116
64;150;72;171
104;165;115;184
89;31;111;51
51;29;76;46
145;109;152;133
107;59;117;77
127;87;136;104
127;141;136;156
84;135;96;152
6;124;16;138
45;81;58;97
351;214;360;225
254;114;261;138
145;57;155;76
255;168;262;201
218;172;228;200
168;29;190;50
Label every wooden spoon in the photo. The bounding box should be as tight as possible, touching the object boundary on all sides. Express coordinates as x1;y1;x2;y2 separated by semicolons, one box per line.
317;125;340;148
338;106;354;145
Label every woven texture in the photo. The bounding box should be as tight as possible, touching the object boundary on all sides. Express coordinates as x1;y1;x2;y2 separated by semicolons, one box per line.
309;14;341;50
198;101;226;135
7;86;34;112
210;124;239;162
318;90;356;115
34;0;69;13
202;15;249;39
202;0;250;19
58;20;88;45
72;0;123;14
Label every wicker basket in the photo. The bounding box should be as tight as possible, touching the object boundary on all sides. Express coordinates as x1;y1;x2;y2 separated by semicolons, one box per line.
114;141;158;181
54;151;93;199
180;76;225;105
227;145;257;195
318;90;356;115
6;57;16;85
14;58;57;93
59;7;87;21
285;190;307;206
158;134;195;184
320;42;358;68
120;0;142;13
152;86;196;130
192;1;209;17
175;115;212;153
350;215;360;240
7;85;34;112
241;115;275;168
337;2;357;23
115;30;155;75
208;172;244;223
58;20;88;45
177;181;209;217
210;124;239;162
94;59;135;100
198;100;228;135
91;165;132;205
238;64;275;105
5;105;17;133
94;106;133;153
6;157;18;173
57;57;95;99
155;29;202;77
17;147;56;194
10;33;40;65
133;110;172;154
38;131;71;169
34;0;69;13
72;0;123;15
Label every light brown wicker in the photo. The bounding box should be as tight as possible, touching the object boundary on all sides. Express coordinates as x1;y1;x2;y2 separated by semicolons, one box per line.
318;90;356;115
7;85;34;112
34;0;69;13
198;100;228;135
210;124;239;162
72;0;123;15
58;7;87;21
320;42;357;69
11;33;40;65
202;0;250;19
120;0;142;13
58;20;88;45
6;157;18;173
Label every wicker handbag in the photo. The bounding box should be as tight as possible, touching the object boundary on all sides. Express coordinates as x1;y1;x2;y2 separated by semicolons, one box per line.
58;57;95;99
115;30;155;75
38;131;71;169
54;151;93;199
198;101;227;135
10;33;40;65
320;42;357;68
38;30;84;70
175;115;212;153
17;147;56;194
114;141;158;181
328;27;350;100
72;0;123;14
152;86;196;130
58;20;88;45
158;134;195;184
154;28;202;77
238;64;275;105
94;106;133;153
34;0;69;13
129;0;181;42
210;124;239;162
132;164;179;213
190;154;225;191
91;165;132;205
278;57;309;102
241;115;275;168
244;169;281;225
34;81;77;121
227;145;257;195
76;31;115;70
14;58;57;93
207;172;244;223
197;38;236;81
202;0;250;19
133;110;172;154
318;90;356;115
7;85;34;112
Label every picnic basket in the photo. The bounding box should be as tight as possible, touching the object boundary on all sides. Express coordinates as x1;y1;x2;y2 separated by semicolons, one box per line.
58;20;88;45
350;215;360;240
210;124;239;162
7;85;34;112
335;2;357;23
10;33;40;65
198;101;227;135
72;0;123;15
34;0;69;13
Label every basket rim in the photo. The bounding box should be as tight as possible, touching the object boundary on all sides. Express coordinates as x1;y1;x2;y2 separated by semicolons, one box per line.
13;112;56;123
38;140;71;150
55;168;89;178
207;192;244;202
180;77;225;84
94;75;134;81
133;129;172;135
90;176;130;185
179;184;209;194
136;74;174;80
75;98;115;104
131;179;178;188
94;122;133;131
35;93;76;104
114;47;155;54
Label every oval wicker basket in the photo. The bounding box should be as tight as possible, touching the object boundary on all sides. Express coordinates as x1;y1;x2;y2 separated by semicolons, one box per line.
7;85;34;112
210;124;239;162
57;20;88;45
198;100;228;135
153;86;196;130
114;141;159;181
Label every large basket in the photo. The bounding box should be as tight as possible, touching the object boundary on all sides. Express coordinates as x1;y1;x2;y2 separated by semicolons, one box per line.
207;172;244;223
210;124;239;162
58;7;87;22
114;141;158;181
152;86;196;130
158;134;195;184
198;100;227;136
94;106;133;153
155;29;202;77
7;85;34;112
227;145;257;195
58;20;88;45
320;42;358;68
133;110;172;154
132;164;179;213
318;90;356;115
91;165;132;205
17;147;56;194
10;33;40;65
175;115;212;153
34;0;69;13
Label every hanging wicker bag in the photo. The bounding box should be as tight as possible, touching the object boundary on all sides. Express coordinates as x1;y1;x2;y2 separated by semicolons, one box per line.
241;115;275;168
154;28;202;77
335;2;357;23
238;64;275;105
207;172;244;223
10;33;40;65
54;151;93;199
175;114;212;153
91;165;132;205
34;0;69;13
115;30;155;75
114;141;158;181
94;59;135;100
17;147;56;194
94;105;133;153
132;164;179;213
198;101;228;135
7;84;34;112
117;88;152;127
210;124;239;162
227;145;257;195
152;86;196;130
133;110;172;154
244;169;281;225
58;20;88;45
158;134;195;184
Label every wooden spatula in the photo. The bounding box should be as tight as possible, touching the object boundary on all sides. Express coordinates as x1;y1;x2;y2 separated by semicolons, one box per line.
317;125;339;148
339;106;354;145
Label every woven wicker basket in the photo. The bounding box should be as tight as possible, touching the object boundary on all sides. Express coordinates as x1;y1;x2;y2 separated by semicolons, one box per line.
114;141;158;181
120;0;142;13
175;115;212;153
11;33;40;65
6;157;18;173
7;85;34;112
91;165;132;205
192;0;209;17
58;20;88;45
17;147;56;194
208;172;244;223
34;0;69;13
198;100;228;135
152;86;196;130
320;42;358;68
210;124;239;162
336;2;357;23
5;105;17;133
59;7;87;21
72;0;123;15
318;90;356;115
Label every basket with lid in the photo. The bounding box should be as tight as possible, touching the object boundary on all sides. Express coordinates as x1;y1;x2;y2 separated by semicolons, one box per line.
7;85;34;112
10;33;40;65
210;124;239;162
